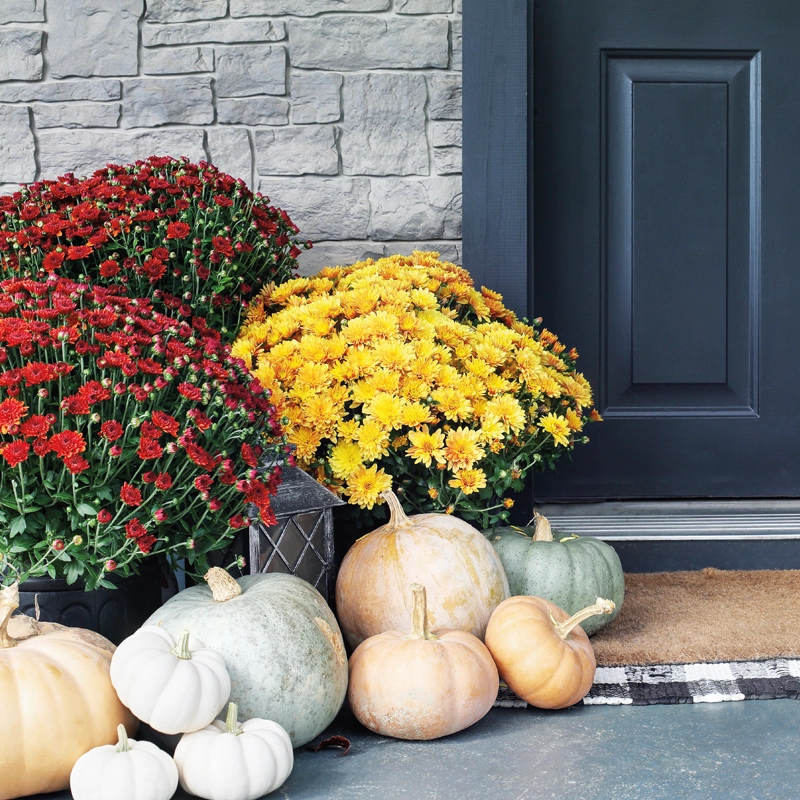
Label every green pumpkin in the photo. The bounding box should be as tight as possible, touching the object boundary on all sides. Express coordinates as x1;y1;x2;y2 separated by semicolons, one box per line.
485;512;624;636
144;568;348;747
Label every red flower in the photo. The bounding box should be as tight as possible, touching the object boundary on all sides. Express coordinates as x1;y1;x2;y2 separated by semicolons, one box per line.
142;471;157;484
48;430;86;458
105;560;117;572
78;380;111;404
208;497;222;512
52;539;65;551
155;472;172;490
2;440;30;467
151;410;180;436
229;514;248;529
100;420;124;441
0;398;28;433
240;442;259;468
194;475;213;492
140;421;161;440
109;444;123;457
136;533;158;554
125;518;147;538
67;244;93;260
20;362;58;386
32;437;50;456
42;251;65;272
63;454;89;474
99;259;120;278
61;395;90;415
120;482;142;507
20;415;52;438
154;508;168;522
187;409;212;431
211;236;235;257
97;509;112;524
177;382;202;401
166;221;190;239
138;437;163;460
185;442;216;471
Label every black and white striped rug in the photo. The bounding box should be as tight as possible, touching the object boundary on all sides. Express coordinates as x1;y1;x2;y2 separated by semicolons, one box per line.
494;658;800;708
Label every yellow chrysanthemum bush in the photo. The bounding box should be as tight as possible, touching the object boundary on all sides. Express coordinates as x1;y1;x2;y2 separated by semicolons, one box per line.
233;253;600;529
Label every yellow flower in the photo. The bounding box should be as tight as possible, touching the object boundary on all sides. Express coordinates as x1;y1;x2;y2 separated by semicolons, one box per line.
406;425;446;467
346;464;393;509
288;427;322;462
329;441;364;480
538;413;571;447
443;427;485;470
400;402;432;428
365;368;400;395
478;412;506;443
485;395;526;434
372;339;415;371
566;408;583;432
365;392;405;430
295;362;330;391
304;394;340;436
431;387;473;422
355;419;391;461
449;468;488;495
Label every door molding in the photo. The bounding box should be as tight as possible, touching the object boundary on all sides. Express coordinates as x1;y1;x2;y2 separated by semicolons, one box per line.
462;0;530;320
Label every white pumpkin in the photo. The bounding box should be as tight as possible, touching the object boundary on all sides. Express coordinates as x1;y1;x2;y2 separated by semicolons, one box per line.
110;626;231;735
174;702;294;800
70;724;178;800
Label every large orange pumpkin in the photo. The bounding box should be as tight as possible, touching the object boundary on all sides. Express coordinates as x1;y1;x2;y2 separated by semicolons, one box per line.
348;584;499;740
336;491;509;648
484;595;615;709
0;583;137;800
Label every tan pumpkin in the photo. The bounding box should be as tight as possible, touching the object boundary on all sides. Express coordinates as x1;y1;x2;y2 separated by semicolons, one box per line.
484;595;615;709
348;584;499;740
0;583;137;800
336;491;509;648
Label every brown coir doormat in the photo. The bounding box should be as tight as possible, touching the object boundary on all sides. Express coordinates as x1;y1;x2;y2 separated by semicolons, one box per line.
591;568;800;667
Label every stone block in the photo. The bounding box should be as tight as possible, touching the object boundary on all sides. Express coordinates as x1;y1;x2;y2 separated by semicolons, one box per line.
395;0;452;12
254;127;338;176
341;73;428;176
48;0;141;78
142;19;285;46
370;177;461;240
0;0;44;23
0;107;36;183
258;177;370;240
216;46;286;97
33;103;121;129
451;18;462;70
296;240;385;276
207;127;253;186
142;46;214;74
432;121;462;148
434;147;461;175
145;0;227;22
428;73;462;119
38;129;206;179
122;77;213;128
0;80;121;103
290;17;449;70
291;73;342;125
218;97;289;126
0;29;43;82
232;0;388;13
385;240;461;265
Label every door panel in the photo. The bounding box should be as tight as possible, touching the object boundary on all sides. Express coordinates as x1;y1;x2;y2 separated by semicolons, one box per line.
533;1;800;499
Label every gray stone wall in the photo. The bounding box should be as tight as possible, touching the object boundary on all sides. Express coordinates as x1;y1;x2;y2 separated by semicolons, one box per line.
0;0;462;275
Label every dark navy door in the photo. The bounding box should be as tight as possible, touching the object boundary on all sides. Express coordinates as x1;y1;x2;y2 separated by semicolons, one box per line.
533;0;800;499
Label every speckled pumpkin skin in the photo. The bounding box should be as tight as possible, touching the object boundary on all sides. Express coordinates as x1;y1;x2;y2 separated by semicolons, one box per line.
144;574;348;747
485;527;624;636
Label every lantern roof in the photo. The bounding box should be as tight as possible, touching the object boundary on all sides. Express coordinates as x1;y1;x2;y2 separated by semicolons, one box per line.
272;465;345;517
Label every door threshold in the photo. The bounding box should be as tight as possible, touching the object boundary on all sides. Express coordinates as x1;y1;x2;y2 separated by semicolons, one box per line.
535;500;800;541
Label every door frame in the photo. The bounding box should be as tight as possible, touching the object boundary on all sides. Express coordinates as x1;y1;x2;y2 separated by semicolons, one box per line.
462;0;530;320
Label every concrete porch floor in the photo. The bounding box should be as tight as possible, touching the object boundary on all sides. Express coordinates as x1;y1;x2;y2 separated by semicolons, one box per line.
37;699;800;800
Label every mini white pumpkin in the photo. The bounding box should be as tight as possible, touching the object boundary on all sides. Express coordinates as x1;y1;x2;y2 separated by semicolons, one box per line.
174;702;294;800
70;724;178;800
110;625;231;735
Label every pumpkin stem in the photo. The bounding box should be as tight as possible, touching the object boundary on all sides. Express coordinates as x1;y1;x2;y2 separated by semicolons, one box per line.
116;724;131;753
170;630;193;660
0;583;19;649
532;511;554;542
205;567;243;603
225;702;242;736
409;583;438;641
380;490;413;529
551;597;616;640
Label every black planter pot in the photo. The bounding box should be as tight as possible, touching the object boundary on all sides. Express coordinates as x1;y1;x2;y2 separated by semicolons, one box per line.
17;558;164;645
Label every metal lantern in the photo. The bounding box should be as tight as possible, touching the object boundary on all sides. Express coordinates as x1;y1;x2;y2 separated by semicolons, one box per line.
210;465;344;605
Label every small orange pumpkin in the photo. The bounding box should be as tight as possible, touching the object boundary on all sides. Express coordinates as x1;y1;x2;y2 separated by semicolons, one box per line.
484;595;615;709
348;584;499;740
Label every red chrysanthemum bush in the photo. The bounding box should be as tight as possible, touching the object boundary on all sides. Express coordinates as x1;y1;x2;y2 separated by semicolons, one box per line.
0;155;308;340
0;276;287;590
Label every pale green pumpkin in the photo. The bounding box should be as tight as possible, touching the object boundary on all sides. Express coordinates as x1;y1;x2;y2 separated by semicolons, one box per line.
485;513;624;636
144;569;348;747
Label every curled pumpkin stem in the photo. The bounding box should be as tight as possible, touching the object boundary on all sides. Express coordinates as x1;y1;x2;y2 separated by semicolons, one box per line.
551;597;615;640
409;584;438;641
171;630;193;660
0;583;19;649
380;490;413;529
